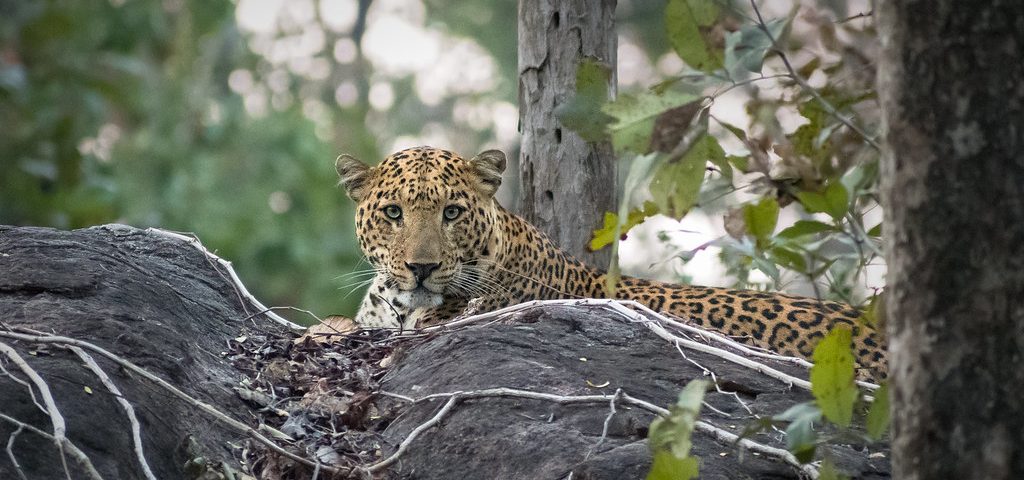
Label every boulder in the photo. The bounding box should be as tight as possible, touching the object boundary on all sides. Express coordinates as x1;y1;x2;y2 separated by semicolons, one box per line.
0;225;890;479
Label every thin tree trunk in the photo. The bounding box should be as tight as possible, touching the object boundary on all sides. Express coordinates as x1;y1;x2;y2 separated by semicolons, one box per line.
877;1;1024;478
517;0;617;267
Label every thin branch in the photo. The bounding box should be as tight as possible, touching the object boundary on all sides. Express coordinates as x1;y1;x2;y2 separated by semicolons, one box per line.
0;413;104;480
69;347;157;480
748;0;881;151
416;298;880;392
143;228;304;332
0;331;339;476
240;305;322;325
5;424;28;480
376;387;819;479
586;388;623;459
364;395;460;473
836;10;873;24
0;360;47;414
0;341;75;478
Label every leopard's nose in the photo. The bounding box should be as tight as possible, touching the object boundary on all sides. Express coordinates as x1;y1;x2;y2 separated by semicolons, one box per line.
406;262;440;283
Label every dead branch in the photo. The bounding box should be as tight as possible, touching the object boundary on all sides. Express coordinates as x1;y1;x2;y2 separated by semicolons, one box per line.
144;228;304;332
4;424;27;480
69;346;158;480
0;330;341;477
0;413;104;480
0;341;78;479
374;387;819;479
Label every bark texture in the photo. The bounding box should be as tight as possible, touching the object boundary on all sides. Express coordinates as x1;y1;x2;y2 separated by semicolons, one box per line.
517;0;617;267
877;2;1024;478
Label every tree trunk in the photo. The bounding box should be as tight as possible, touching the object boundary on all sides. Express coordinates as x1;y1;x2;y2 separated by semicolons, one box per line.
517;0;617;267
877;2;1024;478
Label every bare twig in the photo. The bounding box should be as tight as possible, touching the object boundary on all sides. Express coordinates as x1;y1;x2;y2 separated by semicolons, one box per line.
416;298;880;392
0;341;75;479
586;388;623;459
836;10;873;24
364;395;460;473
0;360;47;414
5;424;28;480
747;0;880;150
69;347;157;480
143;227;304;332
240;306;322;324
375;387;819;478
0;413;104;480
0;331;338;476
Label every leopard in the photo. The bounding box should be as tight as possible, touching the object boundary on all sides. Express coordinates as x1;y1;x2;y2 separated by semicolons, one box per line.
335;146;886;380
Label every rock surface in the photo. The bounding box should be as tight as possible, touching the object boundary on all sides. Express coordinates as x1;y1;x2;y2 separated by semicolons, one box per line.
0;224;295;479
0;225;891;479
379;306;891;479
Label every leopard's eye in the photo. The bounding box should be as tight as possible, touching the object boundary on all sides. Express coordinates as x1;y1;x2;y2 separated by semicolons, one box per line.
383;205;402;220
443;205;464;221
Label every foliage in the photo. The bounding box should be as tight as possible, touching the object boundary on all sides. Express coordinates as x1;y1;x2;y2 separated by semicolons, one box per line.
810;327;859;427
562;0;884;311
646;379;709;480
0;0;518;321
558;2;891;470
738;329;890;467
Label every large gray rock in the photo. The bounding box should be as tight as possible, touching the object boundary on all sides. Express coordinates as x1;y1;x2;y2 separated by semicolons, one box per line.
0;225;890;479
378;307;891;479
0;225;292;479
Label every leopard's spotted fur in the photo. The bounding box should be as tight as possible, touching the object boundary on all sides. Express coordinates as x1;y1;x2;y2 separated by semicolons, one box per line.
336;147;886;380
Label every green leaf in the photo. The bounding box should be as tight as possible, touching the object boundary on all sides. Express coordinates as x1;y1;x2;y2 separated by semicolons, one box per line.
743;198;779;243
778;220;836;238
823;182;849;220
810;327;858;427
665;0;723;73
590;201;660;251
866;383;890;440
769;245;807;272
646;380;708;479
796;182;848;221
859;291;886;329
724;19;788;77
649;135;722;218
649;380;709;456
790;100;828;160
751;253;780;283
867;222;882;237
555;59;615;142
775;402;821;463
647;451;700;480
726;155;749;173
603;90;700;153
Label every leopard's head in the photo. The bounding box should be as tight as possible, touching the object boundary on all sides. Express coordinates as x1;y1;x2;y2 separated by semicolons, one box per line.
336;146;506;308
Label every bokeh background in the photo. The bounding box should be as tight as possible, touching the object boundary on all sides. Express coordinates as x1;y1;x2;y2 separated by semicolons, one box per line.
0;0;881;322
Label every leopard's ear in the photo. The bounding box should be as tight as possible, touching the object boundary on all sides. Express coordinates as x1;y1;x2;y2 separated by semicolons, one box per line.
335;154;373;201
469;149;506;197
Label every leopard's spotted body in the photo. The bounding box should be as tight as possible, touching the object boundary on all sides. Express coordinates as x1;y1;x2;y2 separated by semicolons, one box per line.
336;147;886;379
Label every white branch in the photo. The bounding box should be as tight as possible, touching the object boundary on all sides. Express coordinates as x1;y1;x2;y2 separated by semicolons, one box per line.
0;341;75;478
374;387;819;479
364;395;460;473
5;424;28;480
141;227;304;332
0;413;104;480
0;330;338;476
69;347;157;480
415;298;880;392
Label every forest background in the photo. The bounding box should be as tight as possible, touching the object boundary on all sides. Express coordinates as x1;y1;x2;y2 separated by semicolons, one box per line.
0;0;881;323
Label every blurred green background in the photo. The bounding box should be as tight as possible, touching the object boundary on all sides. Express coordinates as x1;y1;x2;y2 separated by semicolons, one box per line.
0;0;670;320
